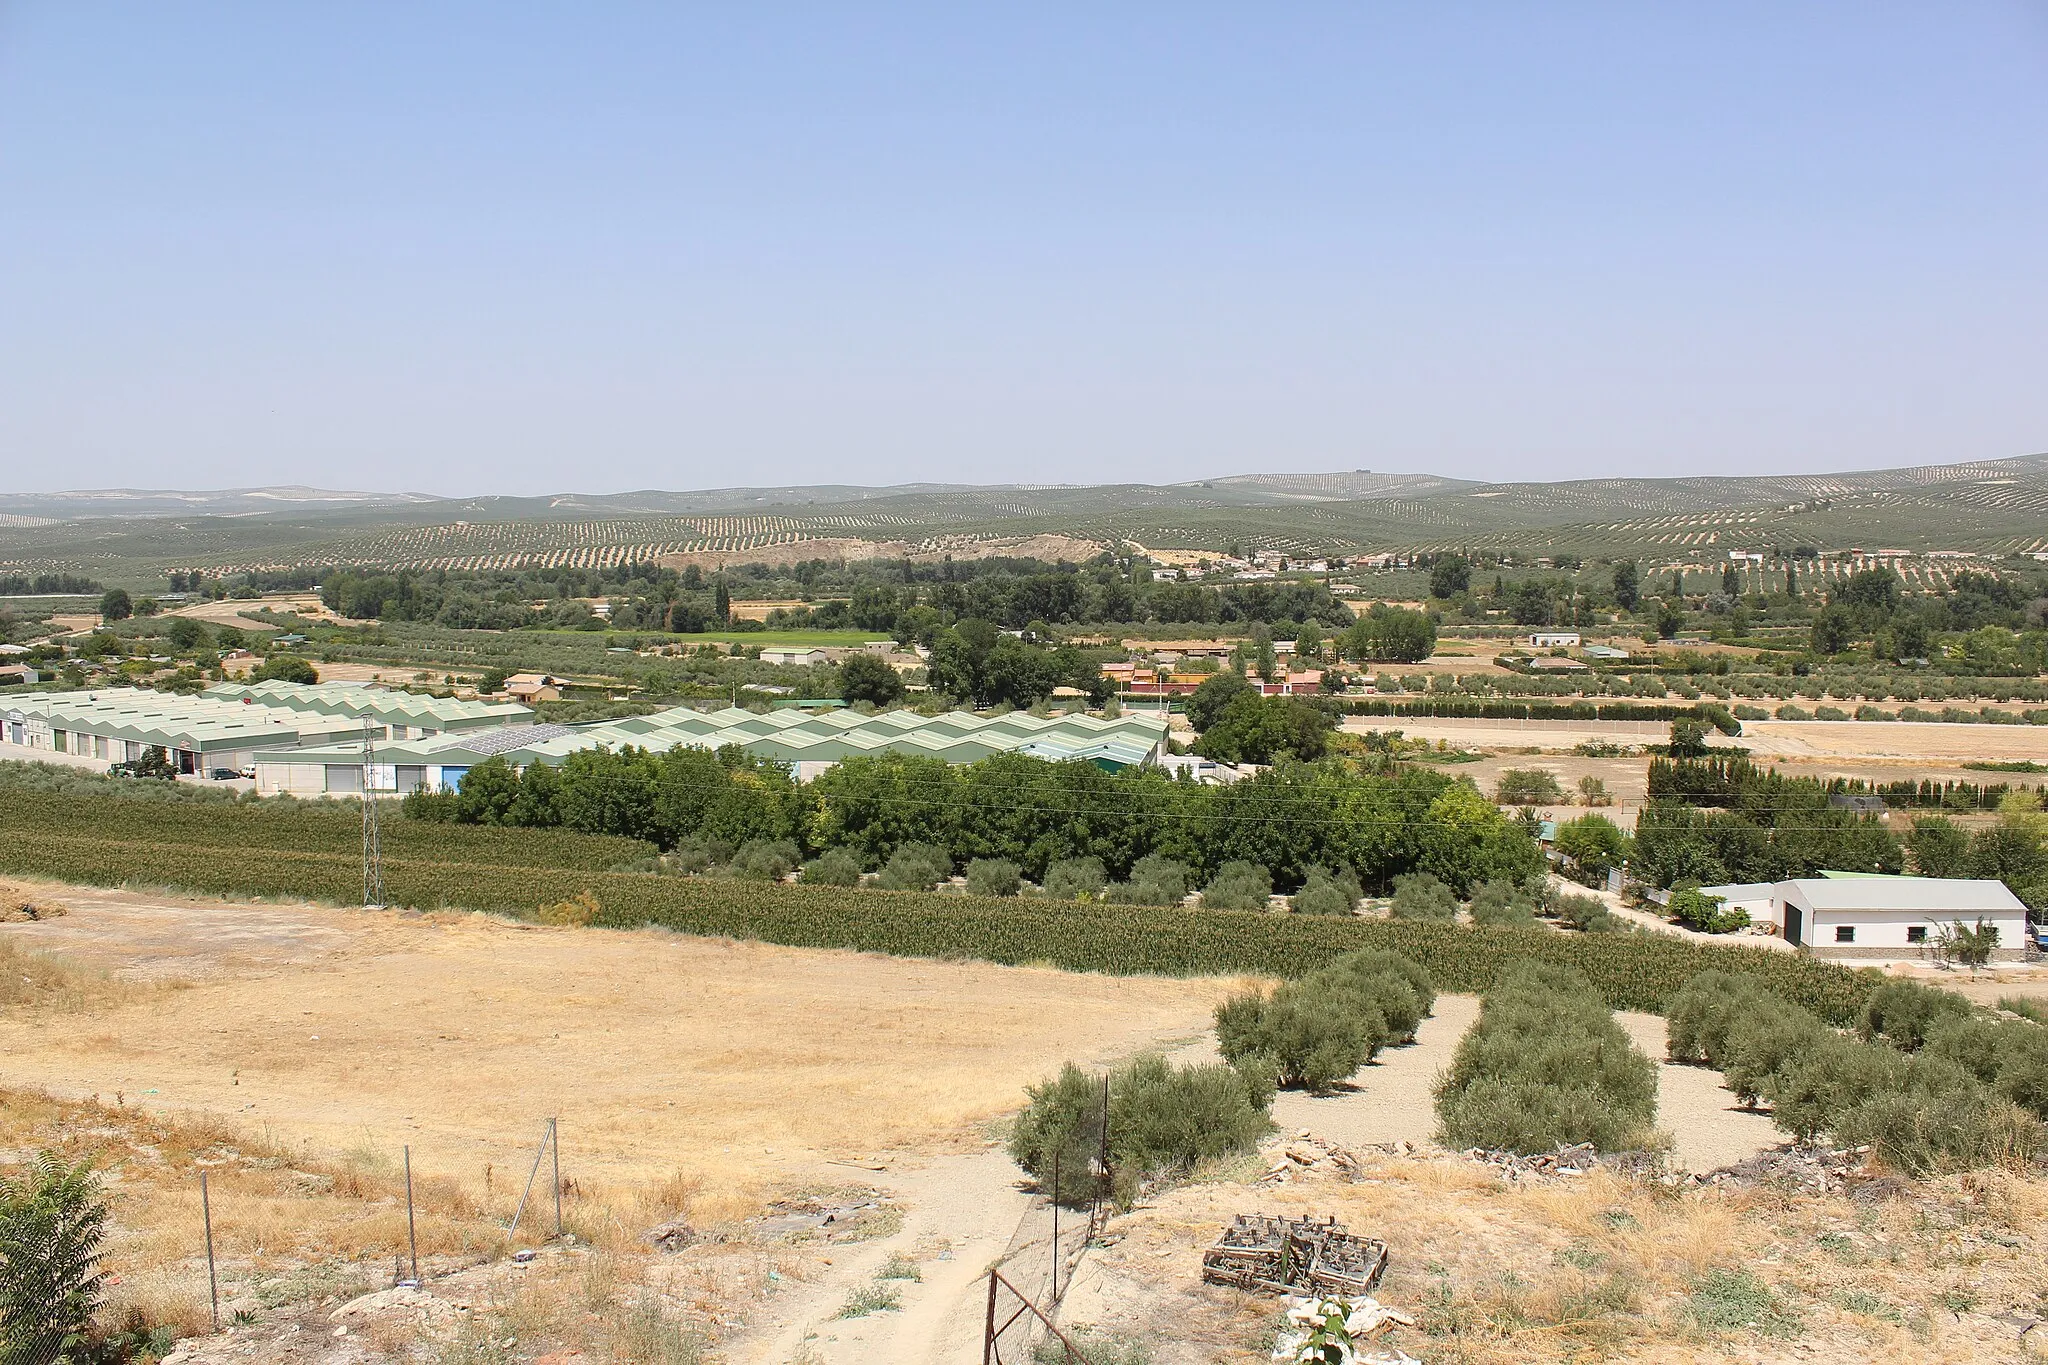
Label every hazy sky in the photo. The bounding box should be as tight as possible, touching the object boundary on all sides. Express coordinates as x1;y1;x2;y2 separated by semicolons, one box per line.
2;5;2045;496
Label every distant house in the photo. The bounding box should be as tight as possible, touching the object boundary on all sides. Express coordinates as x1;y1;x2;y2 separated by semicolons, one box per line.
1775;877;2029;961
1256;670;1324;696
1528;632;1581;648
1582;645;1631;660
502;672;564;704
759;646;830;667
0;664;38;687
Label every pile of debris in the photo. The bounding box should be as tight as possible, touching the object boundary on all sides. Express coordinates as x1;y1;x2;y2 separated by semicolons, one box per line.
1202;1213;1389;1299
1257;1132;1368;1185
1698;1143;1872;1194
1460;1142;1603;1181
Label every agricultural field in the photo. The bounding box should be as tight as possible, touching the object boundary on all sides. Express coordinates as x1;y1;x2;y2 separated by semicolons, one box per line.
5;451;2047;585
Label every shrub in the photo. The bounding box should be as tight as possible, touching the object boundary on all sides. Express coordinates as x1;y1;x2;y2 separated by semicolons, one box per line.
1042;856;1107;902
1200;861;1273;911
1103;854;1189;906
667;833;734;874
1389;871;1458;921
1435;961;1658;1153
965;858;1022;898
0;1154;109;1365
1859;980;1973;1051
1214;951;1432;1091
537;890;601;926
1009;1055;1273;1204
1554;814;1629;879
1855;705;1886;721
799;847;863;887
1576;775;1613;807
1668;968;2048;1171
1775;704;1811;720
1291;865;1361;916
1553;891;1624;933
729;838;800;882
1733;704;1769;721
875;841;951;892
1666;880;1749;934
1494;769;1565;805
1466;879;1538;928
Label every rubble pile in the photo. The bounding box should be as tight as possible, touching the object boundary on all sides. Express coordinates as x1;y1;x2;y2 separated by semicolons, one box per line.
1257;1133;1368;1185
1698;1143;1872;1194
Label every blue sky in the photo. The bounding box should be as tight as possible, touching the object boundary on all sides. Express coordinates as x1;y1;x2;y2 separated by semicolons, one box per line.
1;4;2044;495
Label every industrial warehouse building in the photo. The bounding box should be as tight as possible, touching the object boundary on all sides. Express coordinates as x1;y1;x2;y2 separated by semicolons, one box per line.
0;682;533;776
251;705;1170;795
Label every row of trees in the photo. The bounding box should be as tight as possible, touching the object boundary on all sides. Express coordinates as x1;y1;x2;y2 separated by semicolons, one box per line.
404;747;1545;894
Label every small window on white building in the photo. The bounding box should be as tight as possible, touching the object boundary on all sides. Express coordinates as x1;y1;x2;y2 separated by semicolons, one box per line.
1906;926;1927;944
1835;925;1855;943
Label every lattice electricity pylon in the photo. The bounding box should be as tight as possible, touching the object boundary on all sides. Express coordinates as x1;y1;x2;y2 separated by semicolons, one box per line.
361;716;384;907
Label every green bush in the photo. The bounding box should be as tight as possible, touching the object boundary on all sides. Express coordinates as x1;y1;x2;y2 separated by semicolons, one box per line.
1775;704;1811;720
1390;871;1458;920
1552;891;1624;933
799;847;863;887
1666;880;1749;934
1668;968;2047;1173
1009;1054;1273;1204
876;841;952;891
729;838;800;881
1200;861;1273;911
1291;865;1362;916
1467;878;1539;928
1435;961;1658;1153
1042;856;1107;901
669;833;735;873
965;858;1022;898
1103;854;1189;906
1494;769;1566;805
1859;980;1973;1051
1214;951;1432;1092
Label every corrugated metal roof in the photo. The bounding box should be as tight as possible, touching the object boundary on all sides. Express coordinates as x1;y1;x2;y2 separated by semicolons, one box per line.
205;680;531;730
254;705;1169;774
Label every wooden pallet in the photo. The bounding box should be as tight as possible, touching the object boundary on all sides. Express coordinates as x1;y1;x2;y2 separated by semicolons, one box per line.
1200;1213;1389;1297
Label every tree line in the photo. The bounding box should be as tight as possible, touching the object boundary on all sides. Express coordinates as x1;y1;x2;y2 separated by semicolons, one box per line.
403;747;1545;895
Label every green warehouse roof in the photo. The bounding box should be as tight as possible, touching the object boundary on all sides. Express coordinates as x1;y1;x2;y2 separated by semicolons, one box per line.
205;680;532;731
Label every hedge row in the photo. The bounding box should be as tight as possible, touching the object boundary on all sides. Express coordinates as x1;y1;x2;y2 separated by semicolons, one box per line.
1;829;1878;1020
1339;698;1711;723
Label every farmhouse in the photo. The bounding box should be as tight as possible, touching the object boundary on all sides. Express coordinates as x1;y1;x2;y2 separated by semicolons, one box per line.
251;705;1170;794
757;646;831;667
1528;632;1581;648
501;672;564;703
1775;877;2030;961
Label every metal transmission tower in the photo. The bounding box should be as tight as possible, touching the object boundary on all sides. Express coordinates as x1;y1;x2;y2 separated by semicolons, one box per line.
360;717;384;907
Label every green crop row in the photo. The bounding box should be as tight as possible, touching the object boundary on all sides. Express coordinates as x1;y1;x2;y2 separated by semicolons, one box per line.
0;793;654;872
2;826;1878;1021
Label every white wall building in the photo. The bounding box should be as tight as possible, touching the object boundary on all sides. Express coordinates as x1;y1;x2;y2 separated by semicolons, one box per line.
1775;877;2030;961
1528;632;1581;648
1699;882;1780;929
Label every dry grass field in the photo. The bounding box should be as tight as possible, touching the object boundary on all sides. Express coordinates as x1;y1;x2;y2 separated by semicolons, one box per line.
7;875;2048;1363
0;878;1231;1196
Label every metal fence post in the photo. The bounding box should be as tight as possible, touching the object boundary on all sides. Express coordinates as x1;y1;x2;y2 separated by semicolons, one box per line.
404;1145;420;1284
551;1117;562;1238
200;1169;219;1333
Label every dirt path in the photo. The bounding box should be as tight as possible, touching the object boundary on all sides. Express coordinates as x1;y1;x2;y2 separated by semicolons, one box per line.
732;1150;1037;1365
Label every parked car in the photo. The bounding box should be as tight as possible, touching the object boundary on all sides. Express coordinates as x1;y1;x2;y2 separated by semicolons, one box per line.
209;768;240;781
